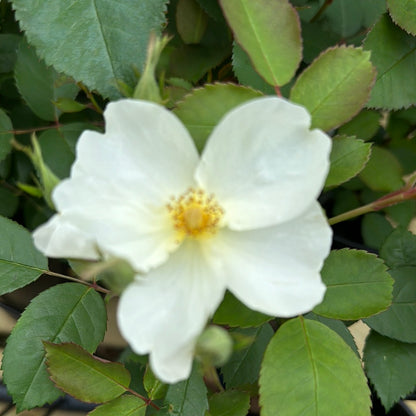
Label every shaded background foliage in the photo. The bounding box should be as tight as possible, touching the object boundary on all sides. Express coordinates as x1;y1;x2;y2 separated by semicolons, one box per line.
1;0;416;415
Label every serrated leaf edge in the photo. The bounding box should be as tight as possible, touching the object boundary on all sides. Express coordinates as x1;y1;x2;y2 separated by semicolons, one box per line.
291;45;377;131
44;341;130;404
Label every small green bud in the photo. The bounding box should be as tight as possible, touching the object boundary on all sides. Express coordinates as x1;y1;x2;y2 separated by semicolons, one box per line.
195;325;233;367
133;33;171;104
12;134;60;209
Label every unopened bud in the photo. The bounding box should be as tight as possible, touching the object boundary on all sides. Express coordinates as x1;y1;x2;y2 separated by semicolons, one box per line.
195;325;233;367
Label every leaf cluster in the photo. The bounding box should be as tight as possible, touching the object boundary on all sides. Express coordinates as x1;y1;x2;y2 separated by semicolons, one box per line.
1;0;416;415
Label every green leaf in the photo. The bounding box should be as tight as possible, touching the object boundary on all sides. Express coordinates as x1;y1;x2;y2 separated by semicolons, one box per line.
232;43;275;95
380;228;416;268
173;83;262;151
38;129;75;179
364;14;416;109
2;283;107;411
144;366;168;400
301;22;339;64
361;213;394;250
322;0;387;37
15;38;79;121
88;395;146;416
0;34;20;73
290;46;376;131
0;108;13;162
195;0;225;22
359;146;403;192
364;267;416;343
164;365;208;416
44;342;131;403
0;187;19;218
259;318;371;416
305;312;359;356
364;331;416;411
0;215;47;296
385;200;416;228
11;0;168;99
219;0;301;86
208;390;250;416
313;249;393;320
54;98;87;113
221;325;273;389
388;0;416;36
213;291;271;328
167;15;231;83
338;110;381;141
176;0;209;44
38;123;99;179
325;136;372;188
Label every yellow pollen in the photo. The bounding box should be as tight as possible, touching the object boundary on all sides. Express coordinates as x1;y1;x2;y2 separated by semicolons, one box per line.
167;188;224;239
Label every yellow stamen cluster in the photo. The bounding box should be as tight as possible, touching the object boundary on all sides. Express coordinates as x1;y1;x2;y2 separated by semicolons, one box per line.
167;188;224;239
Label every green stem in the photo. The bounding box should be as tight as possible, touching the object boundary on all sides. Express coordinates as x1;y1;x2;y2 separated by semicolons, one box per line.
328;187;416;225
126;387;160;410
204;365;224;392
40;268;110;294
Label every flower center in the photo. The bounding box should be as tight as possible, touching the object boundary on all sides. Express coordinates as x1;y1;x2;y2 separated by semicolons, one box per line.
167;188;224;239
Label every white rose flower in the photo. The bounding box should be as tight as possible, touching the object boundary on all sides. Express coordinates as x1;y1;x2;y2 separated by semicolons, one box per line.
33;97;332;383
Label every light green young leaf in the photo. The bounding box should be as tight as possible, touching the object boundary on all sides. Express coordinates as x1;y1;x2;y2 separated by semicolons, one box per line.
259;318;371;416
325;135;372;188
173;83;262;151
364;331;416;411
11;0;168;98
176;0;208;44
164;365;208;416
387;0;416;36
45;342;131;403
208;390;250;416
313;249;393;320
221;325;273;389
219;0;301;86
0;215;47;296
364;14;416;109
88;395;146;416
213;291;271;328
0;108;13;162
359;146;403;192
15;38;79;121
364;267;416;343
2;283;107;412
290;46;376;131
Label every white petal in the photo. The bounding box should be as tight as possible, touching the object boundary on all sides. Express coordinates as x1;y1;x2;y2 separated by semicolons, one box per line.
71;99;199;200
195;97;331;229
117;240;226;383
44;99;199;270
33;214;99;260
214;202;332;317
52;177;178;272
